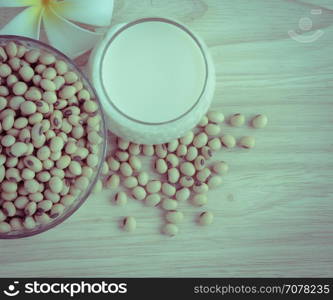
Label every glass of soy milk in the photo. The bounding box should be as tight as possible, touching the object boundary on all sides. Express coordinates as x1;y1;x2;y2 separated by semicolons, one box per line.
89;17;215;144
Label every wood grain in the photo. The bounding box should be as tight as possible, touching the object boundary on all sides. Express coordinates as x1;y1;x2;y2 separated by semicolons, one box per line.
0;0;332;277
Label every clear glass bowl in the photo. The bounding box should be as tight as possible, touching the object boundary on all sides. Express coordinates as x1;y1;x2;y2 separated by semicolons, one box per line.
0;35;107;239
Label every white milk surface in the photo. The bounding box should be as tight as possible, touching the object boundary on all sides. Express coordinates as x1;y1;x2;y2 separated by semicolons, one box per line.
101;20;207;124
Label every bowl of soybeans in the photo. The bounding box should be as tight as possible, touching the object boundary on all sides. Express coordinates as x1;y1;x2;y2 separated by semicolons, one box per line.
0;36;107;238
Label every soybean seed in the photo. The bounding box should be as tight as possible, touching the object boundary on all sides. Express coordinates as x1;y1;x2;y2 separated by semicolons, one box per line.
208;138;222;151
117;137;130;150
114;191;127;206
155;144;167;158
161;198;178;210
175;188;190;202
252;114;268;129
0;63;11;77
146;180;161;194
2;115;14;131
193;132;208;148
128;156;141;171
5;168;21;182
155;158;167;174
24;202;37;216
180;162;195;177
167;140;179;152
1;135;15;147
185;146;198;161
194;155;206;171
105;174;120;189
132;186;146;200
162;223;178;236
19;65;34;82
64;71;78;84
5;42;17;57
145;193;161;207
56;155;71;169
87;154;98;168
23;216;36;229
9;218;23;231
239;136;255;149
165;210;184;224
37;146;51;161
198;211;214;225
207;111;224;123
42;67;57;80
201;146;213;160
123;176;138;189
2;192;17;201
212;161;229;175
21;169;35;180
61;195;75;206
229;113;245;127
24;179;40;193
0;222;11;233
179;131;194;145
165;153;179;168
2;201;16;217
116;151;129;161
40;79;56;92
50;136;64;152
87;131;102;144
49;176;63;193
101;162;109;175
14;196;29;209
0;47;7;62
198;115;208;127
0;210;5;222
179;176;194;188
55;60;68;75
193;182;209;194
82;166;93;178
1;180;17;193
137;171;149;186
107;157;120;171
167;168;180;184
205;123;221;136
39;53;55;65
196;168;211;183
36;171;50;183
34;212;51;225
59;86;76;99
176;144;187;157
120;162;133;177
192;194;208;206
221;134;236;148
37;200;53;212
207;175;222;189
162;183;176;197
122;216;136;232
142;145;154;156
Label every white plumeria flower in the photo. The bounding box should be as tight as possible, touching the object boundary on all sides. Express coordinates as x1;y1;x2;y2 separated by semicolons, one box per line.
0;0;114;58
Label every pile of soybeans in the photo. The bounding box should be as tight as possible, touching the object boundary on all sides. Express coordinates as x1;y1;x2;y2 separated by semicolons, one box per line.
95;111;267;236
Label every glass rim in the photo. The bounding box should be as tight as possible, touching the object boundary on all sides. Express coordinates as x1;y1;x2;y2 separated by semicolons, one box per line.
99;17;209;126
0;35;107;239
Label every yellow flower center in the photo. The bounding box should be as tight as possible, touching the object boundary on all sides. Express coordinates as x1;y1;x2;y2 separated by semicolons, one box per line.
42;0;51;5
41;0;57;8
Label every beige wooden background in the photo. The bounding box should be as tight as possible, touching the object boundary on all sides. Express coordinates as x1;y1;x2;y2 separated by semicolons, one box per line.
0;0;332;277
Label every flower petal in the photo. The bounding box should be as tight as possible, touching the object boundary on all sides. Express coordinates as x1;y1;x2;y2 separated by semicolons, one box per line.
0;0;38;7
52;0;113;27
0;6;42;39
43;7;102;58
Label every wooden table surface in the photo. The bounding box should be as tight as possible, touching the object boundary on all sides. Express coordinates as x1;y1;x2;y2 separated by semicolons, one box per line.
1;0;333;277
